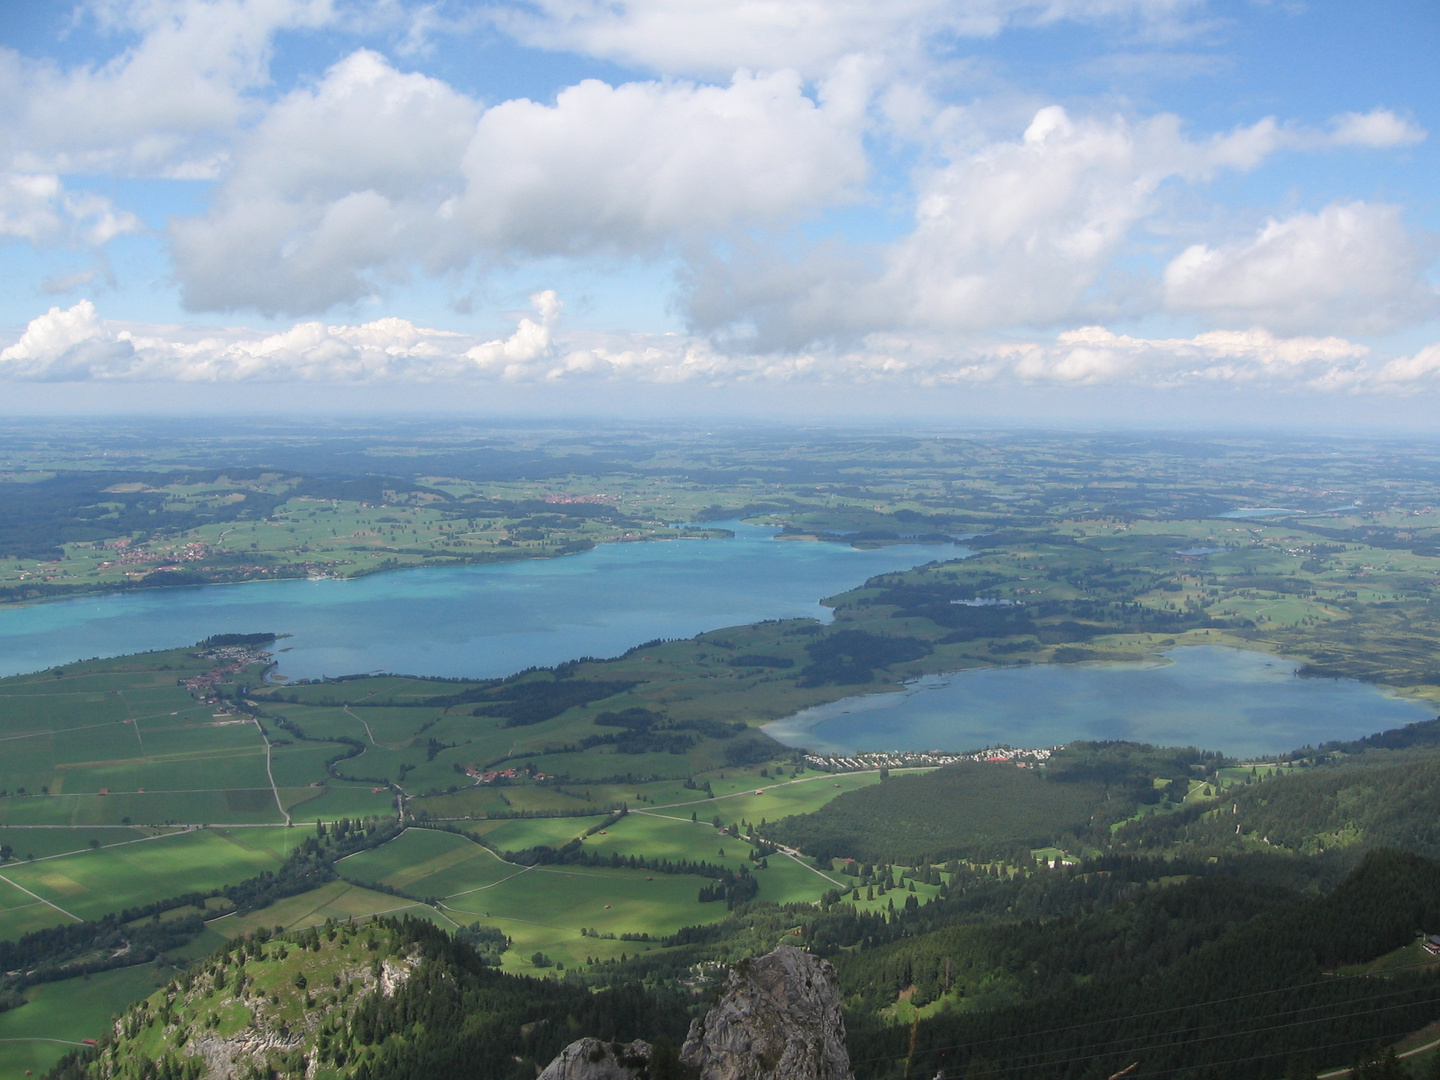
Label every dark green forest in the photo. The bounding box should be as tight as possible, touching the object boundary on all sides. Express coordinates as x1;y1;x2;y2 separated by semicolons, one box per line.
844;850;1440;1080
768;743;1223;863
767;761;1108;863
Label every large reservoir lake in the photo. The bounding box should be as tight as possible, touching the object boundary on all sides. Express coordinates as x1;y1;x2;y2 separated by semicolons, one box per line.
2;526;1429;757
0;523;942;681
763;646;1435;759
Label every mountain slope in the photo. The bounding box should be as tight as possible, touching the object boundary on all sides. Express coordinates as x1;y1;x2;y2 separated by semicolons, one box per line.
47;918;690;1080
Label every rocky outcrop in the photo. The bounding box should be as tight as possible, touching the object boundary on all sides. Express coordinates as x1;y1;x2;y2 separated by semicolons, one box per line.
164;948;417;1080
680;945;851;1080
538;1038;654;1080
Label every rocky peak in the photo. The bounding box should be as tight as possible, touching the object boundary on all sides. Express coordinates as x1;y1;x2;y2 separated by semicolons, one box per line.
680;944;851;1080
538;1038;654;1080
538;945;850;1080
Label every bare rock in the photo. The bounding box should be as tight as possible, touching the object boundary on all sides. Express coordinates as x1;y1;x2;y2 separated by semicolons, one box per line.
539;1038;654;1080
681;945;851;1080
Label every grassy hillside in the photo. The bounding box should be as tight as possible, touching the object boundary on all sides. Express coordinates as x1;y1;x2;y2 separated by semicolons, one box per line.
46;917;693;1080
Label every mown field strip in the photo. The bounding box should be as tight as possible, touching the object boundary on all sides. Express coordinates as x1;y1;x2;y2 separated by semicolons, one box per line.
0;872;81;921
21;829;183;863
0;721;130;743
439;865;534;898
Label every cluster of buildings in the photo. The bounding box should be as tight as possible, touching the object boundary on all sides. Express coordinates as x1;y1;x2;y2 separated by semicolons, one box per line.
465;766;550;784
96;537;211;573
543;493;616;505
181;646;270;702
803;746;1060;772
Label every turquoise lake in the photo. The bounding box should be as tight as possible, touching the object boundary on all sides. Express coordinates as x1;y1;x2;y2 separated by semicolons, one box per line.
763;646;1435;759
1;527;1429;757
0;523;943;680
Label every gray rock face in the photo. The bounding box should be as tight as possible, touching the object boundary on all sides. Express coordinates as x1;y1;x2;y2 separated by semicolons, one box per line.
538;1038;654;1080
681;945;852;1080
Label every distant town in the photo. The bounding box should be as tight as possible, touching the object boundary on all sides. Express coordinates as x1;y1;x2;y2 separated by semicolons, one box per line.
802;746;1060;772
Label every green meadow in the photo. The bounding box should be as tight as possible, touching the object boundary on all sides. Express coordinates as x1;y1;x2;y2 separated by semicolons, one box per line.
339;827;521;897
0;873;73;941
0;826;161;860
442;862;725;971
194;825;753;976
0;647;282;827
0;965;171;1080
0;827;294;925
331;816;851;973
212;879;441;940
670;770;891;821
576;812;847;901
465;816;598;851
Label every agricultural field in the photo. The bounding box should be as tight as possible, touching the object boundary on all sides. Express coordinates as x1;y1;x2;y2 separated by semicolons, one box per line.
0;639;402;945
338;827;521;897
462;816;597;851
0;826;294;935
211;880;440;940
576;811;848;903
0;826;161;861
675;770;889;820
0;642;343;829
0;965;171;1079
0;873;72;940
333;822;842;971
7;493;1440;969
219;807;869;979
438;861;731;971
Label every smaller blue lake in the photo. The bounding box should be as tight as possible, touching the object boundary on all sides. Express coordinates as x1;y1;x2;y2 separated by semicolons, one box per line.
1219;508;1302;519
0;524;943;681
763;647;1435;758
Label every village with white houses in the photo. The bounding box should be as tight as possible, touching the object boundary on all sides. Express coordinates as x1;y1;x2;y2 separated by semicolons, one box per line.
803;746;1062;773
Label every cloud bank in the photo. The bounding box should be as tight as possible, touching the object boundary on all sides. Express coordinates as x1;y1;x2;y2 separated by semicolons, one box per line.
6;297;1438;396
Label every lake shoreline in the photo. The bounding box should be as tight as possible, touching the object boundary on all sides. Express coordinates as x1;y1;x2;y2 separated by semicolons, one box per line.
0;523;946;682
762;642;1437;760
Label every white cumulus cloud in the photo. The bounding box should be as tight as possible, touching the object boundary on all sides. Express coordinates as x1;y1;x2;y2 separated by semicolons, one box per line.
1375;343;1440;387
0;300;137;379
451;70;867;255
1164;201;1439;335
687;105;1294;344
170;49;481;313
0;172;142;247
169;52;866;314
464;291;563;378
5;0;336;177
1325;109;1426;149
1;0;1434;365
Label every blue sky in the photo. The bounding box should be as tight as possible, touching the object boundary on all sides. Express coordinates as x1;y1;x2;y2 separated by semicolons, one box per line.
0;0;1436;424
